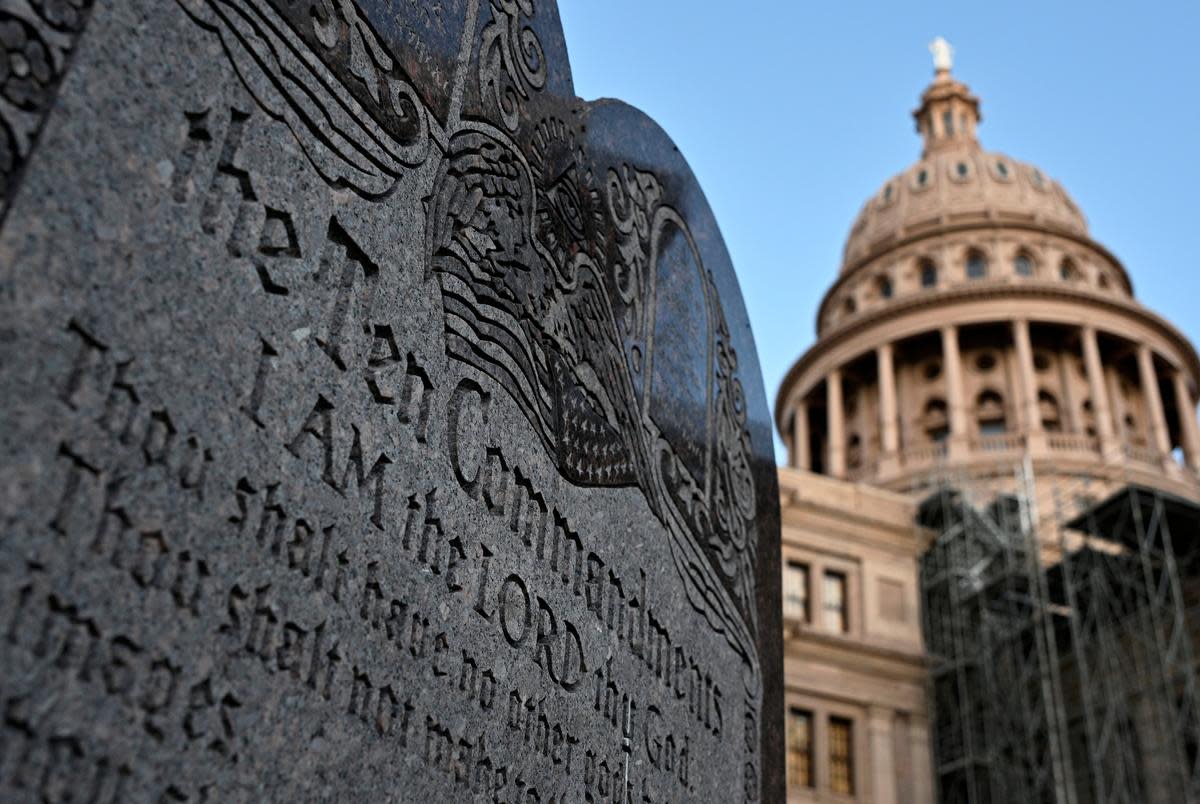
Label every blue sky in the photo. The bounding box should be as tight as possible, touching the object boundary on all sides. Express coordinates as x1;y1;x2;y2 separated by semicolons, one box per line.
559;2;1200;461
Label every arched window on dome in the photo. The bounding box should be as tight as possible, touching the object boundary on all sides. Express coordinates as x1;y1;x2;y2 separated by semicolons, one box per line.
923;399;949;443
1060;258;1080;282
1013;252;1034;277
966;250;989;280
920;259;938;289
842;297;857;317
976;390;1007;436
1038;390;1062;433
876;275;893;300
1097;273;1111;291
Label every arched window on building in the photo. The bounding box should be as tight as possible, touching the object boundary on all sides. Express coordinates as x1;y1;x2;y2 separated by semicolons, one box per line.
966;250;988;279
1038;390;1062;433
976;390;1007;436
842;296;857;317
846;433;862;470
1080;398;1097;438
1060;258;1080;282
1124;412;1144;445
920;259;938;289
1013;252;1034;277
876;275;893;299
924;398;949;443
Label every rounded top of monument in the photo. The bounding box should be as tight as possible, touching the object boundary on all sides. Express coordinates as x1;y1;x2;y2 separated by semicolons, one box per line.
839;48;1089;274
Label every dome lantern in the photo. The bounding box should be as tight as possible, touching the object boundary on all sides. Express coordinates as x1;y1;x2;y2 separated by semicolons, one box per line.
839;46;1089;275
913;38;981;156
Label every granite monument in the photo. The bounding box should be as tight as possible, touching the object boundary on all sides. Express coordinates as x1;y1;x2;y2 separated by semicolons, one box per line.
0;1;783;800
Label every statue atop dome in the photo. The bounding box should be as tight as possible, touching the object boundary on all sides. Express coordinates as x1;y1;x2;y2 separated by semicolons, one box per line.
929;37;953;72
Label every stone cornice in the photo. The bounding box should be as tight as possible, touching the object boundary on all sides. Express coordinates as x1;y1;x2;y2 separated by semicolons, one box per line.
776;281;1200;430
783;623;928;680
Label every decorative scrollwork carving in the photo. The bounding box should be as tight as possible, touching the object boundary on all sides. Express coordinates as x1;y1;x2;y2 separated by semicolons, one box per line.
27;0;88;32
0;0;93;217
478;0;546;132
177;0;431;198
427;118;763;646
710;299;759;624
606;163;662;337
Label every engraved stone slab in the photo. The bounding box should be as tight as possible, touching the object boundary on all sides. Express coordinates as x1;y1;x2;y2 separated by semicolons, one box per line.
0;1;783;801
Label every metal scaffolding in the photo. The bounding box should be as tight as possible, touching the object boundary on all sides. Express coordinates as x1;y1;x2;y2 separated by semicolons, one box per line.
919;464;1200;804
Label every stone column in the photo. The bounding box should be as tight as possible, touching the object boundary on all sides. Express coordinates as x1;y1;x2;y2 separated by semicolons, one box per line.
1081;326;1118;456
1170;370;1200;472
1013;318;1044;452
814;705;831;792
868;706;898;804
828;369;846;478
1107;364;1129;443
909;713;935;804
793;397;811;472
878;343;899;473
940;325;967;457
1137;343;1172;464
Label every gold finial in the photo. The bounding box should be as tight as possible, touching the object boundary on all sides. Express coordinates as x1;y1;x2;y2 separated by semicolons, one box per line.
929;37;953;73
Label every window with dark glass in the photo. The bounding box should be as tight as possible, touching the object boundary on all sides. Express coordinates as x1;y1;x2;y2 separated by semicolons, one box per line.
977;390;1007;436
783;561;810;623
877;275;893;299
1038;390;1062;433
920;260;938;289
829;716;855;795
787;708;815;790
967;252;988;279
1060;259;1079;281
1081;398;1096;437
1014;254;1033;276
924;398;949;443
942;110;954;135
824;571;849;633
846;433;862;470
979;420;1008;437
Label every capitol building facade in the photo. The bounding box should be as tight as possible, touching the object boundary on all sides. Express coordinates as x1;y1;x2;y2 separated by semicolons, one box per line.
776;43;1200;804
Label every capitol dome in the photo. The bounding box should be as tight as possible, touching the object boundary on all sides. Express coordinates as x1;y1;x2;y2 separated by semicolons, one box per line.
842;149;1089;273
776;44;1200;513
840;70;1088;273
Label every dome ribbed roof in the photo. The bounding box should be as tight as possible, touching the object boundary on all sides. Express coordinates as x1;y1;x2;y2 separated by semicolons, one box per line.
840;63;1088;273
841;145;1088;272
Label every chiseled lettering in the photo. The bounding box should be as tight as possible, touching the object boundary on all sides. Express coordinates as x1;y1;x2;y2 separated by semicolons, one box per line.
447;378;489;497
